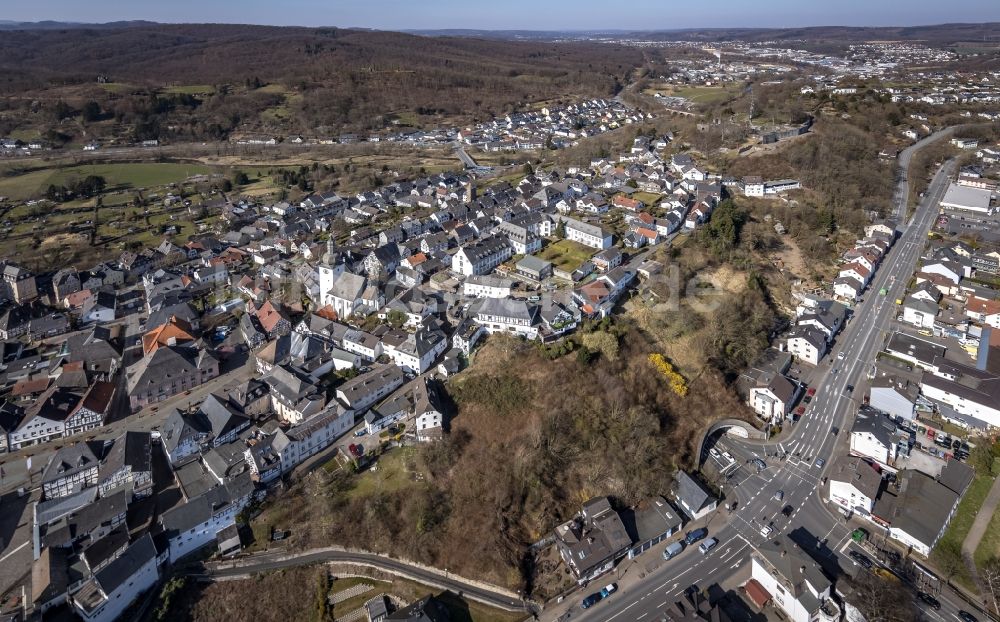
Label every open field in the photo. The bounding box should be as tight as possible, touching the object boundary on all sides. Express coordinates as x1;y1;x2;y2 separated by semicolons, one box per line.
161;84;216;95
631;191;664;206
642;83;742;105
0;162;215;200
537;239;595;271
346;447;427;501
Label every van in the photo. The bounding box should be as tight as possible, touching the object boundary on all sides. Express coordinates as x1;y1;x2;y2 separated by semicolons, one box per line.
663;542;684;560
699;538;718;554
685;528;708;546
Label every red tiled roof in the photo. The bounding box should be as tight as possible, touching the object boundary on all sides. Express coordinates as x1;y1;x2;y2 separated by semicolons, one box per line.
744;579;771;609
255;300;288;333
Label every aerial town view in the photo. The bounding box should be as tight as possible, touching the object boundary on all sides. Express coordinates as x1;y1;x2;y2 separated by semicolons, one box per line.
2;1;1000;621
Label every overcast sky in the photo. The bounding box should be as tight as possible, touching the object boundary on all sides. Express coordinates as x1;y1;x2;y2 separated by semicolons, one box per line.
6;0;1000;31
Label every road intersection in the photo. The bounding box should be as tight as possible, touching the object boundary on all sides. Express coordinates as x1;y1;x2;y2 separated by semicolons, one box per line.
549;137;965;621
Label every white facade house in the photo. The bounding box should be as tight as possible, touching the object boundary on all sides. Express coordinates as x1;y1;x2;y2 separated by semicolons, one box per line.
463;275;513;299
160;478;253;563
560;217;613;250
902;297;938;329
742;176;764;197
849;410;899;472
920;362;1000;429
827;456;882;516
451;236;512;277
474;297;539;340
749;539;838;622
71;535;159;622
273;404;355;471
785;327;827;365
383;329;448;375
748;374;798;422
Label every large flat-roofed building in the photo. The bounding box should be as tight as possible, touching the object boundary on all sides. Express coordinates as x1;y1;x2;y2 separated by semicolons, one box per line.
940;182;992;215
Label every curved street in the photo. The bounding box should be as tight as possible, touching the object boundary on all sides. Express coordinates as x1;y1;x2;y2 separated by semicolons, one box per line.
188;547;527;612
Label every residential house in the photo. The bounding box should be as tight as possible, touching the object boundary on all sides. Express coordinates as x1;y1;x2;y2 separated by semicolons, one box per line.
560;217;613;250
621;496;683;559
336;364;406;413
125;347;219;412
849;408;899;472
554;497;632;584
70;535;159;622
872;470;961;556
463;275;513;299
673;471;718;520
474;297;539;340
747;537;839;622
785;327;827;365
749;373;799;422
827;455;884;516
451;236;513;277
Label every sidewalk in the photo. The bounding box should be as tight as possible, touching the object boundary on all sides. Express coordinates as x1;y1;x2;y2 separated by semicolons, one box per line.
962;474;1000;597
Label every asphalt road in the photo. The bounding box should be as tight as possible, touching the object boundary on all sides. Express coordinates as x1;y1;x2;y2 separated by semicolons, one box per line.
191;548;527;612
548;141;960;622
893;127;958;222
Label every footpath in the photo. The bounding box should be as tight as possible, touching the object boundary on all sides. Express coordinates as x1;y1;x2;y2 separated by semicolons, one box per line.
961;473;1000;600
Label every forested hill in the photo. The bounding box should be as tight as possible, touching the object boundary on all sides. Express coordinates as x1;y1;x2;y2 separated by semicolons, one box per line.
0;23;640;108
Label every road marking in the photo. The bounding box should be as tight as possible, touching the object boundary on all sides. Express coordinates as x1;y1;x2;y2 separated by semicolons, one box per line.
0;541;28;563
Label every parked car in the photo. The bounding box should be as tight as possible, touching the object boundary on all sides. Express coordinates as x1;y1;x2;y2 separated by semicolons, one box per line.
699;538;719;554
686;528;708;545
782;505;794;517
815;457;826;468
773;490;784;501
849;551;873;569
760;525;774;538
806;387;816;397
353;429;367;437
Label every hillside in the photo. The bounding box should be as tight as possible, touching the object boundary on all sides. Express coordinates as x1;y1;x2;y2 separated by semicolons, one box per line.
0;24;641;140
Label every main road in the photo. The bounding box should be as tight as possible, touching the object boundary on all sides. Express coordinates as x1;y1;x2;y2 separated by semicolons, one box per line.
549;131;959;622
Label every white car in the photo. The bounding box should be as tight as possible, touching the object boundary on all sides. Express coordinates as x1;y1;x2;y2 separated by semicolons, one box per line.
722;451;734;462
709;448;721;460
760;525;774;538
837;352;846;360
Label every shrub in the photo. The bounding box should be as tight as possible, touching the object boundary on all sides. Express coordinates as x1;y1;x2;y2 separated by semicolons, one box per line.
648;353;688;397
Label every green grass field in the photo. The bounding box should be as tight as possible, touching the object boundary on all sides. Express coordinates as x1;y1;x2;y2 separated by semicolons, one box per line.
0;162;215;200
160;84;216;95
631;191;664;206
346;447;426;500
932;474;995;587
98;82;140;93
537;239;595;272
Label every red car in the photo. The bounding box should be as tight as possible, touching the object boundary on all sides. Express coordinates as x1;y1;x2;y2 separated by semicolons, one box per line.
794;406;806;416
806;388;816;397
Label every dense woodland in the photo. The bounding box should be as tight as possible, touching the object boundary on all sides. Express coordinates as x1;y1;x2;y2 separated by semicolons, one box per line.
0;25;641;141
